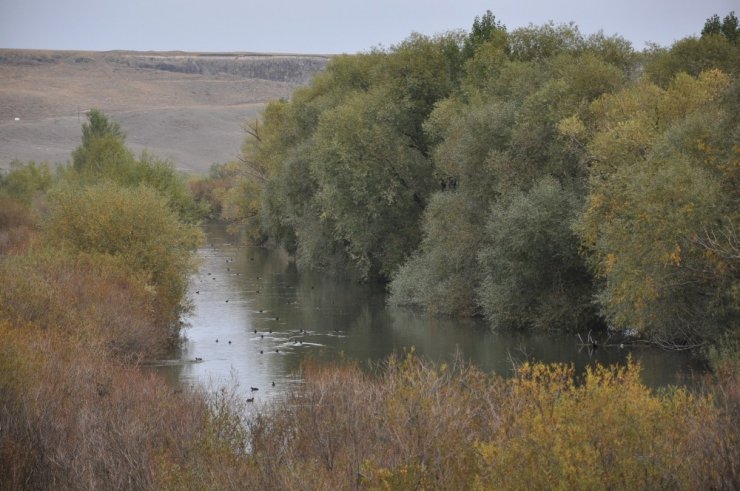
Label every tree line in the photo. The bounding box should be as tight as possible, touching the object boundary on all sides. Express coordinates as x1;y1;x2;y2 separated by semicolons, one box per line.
199;11;739;349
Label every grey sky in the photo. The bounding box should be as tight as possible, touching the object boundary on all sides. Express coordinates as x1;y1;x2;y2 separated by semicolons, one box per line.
1;0;737;54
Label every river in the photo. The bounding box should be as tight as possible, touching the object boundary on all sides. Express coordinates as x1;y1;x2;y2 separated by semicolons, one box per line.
156;224;704;399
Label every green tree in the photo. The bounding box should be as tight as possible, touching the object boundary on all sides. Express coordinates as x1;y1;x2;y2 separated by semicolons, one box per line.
478;178;596;330
68;110;204;222
462;10;506;60
390;24;630;322
310;87;434;279
574;70;737;344
257;33;461;279
721;11;739;43
72;109;129;174
703;11;739;44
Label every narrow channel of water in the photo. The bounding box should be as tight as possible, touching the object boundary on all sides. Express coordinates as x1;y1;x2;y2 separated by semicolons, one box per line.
157;224;704;400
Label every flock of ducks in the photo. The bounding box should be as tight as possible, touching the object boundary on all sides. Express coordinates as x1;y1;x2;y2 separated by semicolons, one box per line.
191;244;341;404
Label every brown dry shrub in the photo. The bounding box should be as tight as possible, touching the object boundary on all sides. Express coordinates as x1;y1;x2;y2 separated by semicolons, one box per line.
0;249;172;360
0;322;214;490
0;196;37;255
245;355;500;490
242;354;739;491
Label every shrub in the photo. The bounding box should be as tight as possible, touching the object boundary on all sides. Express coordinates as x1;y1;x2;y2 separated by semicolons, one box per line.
0;196;37;255
43;181;202;322
0;249;172;360
0;322;220;490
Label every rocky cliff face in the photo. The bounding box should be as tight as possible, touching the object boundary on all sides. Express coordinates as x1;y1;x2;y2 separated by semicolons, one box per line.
0;49;331;84
124;54;330;84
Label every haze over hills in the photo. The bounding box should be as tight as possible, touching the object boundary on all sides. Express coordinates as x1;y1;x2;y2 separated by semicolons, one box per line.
0;49;330;173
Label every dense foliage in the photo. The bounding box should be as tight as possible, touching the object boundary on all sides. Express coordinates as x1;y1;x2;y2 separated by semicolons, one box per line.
221;11;739;347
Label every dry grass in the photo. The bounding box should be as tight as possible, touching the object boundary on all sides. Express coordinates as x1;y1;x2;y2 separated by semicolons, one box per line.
0;49;329;172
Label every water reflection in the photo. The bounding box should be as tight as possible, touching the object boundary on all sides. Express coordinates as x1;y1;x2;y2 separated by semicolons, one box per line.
159;224;703;399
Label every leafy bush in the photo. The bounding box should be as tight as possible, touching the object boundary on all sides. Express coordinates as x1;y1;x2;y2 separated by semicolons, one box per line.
478;178;596;330
43;181;202;322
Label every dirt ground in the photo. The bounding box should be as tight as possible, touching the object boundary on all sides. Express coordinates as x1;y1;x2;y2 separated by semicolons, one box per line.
0;49;328;173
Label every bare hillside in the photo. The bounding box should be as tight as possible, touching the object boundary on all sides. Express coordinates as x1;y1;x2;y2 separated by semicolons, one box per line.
0;49;329;173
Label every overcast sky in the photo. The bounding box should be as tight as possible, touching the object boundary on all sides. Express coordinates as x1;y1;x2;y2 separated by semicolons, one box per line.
1;1;737;54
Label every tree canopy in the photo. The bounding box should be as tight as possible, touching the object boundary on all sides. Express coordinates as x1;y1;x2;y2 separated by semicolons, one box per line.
214;10;739;346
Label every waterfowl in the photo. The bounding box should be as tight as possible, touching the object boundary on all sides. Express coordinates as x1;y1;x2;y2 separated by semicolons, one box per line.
272;381;275;387
250;386;259;391
246;396;254;402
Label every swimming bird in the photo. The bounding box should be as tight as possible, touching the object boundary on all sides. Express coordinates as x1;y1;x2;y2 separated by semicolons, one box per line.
228;340;232;344
275;349;280;353
225;299;229;303
250;386;259;391
272;381;275;387
216;339;219;343
260;350;263;354
195;357;203;361
246;396;254;402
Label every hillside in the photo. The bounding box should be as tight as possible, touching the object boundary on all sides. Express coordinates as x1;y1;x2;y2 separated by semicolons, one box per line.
0;49;330;173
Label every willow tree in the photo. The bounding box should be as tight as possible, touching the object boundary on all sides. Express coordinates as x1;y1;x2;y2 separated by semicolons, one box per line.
573;70;737;345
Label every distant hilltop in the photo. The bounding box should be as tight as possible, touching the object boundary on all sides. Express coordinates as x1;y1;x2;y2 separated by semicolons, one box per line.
0;49;332;85
0;49;331;172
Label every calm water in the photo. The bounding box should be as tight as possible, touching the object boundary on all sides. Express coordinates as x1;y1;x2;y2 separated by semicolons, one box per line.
157;224;704;399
